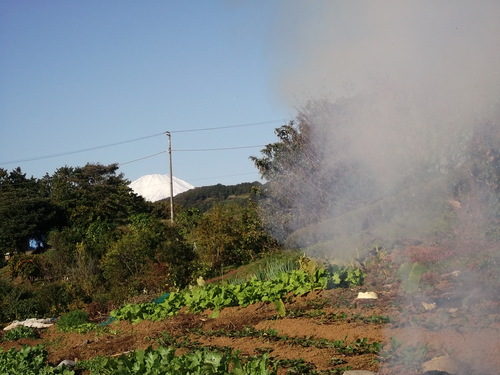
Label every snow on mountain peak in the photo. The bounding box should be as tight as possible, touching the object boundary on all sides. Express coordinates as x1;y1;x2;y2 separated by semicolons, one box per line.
129;174;194;202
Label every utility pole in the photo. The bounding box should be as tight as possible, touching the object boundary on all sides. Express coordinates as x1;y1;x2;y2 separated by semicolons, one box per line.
165;131;174;224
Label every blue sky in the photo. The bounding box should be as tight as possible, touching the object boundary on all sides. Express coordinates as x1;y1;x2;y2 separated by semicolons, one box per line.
0;1;292;186
2;1;498;188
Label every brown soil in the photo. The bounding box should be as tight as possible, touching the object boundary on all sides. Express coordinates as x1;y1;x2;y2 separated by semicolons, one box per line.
1;248;499;374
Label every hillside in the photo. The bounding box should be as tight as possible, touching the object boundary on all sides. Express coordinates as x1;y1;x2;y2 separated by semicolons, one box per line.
0;244;498;375
172;181;262;212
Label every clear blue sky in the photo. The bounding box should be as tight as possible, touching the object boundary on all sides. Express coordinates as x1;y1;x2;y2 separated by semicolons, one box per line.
3;1;497;187
0;1;292;186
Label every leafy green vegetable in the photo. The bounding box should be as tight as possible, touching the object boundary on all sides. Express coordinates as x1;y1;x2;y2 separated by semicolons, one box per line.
111;269;332;323
56;309;92;332
2;325;40;341
77;346;277;375
0;345;74;374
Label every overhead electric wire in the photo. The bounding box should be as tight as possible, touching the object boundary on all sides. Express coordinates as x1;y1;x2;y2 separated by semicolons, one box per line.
0;131;165;166
174;145;265;152
169;120;284;134
118;151;167;166
0;120;284;166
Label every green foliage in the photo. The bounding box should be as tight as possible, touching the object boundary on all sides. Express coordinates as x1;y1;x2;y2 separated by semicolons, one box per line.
101;217;195;291
2;325;40;341
398;262;426;295
250;100;374;241
2;299;42;321
194;327;380;356
56;309;91;332
378;337;430;370
49;163;149;231
101;230;155;284
77;346;277;375
0;345;74;374
192;202;279;273
0;167;59;254
174;182;262;213
8;254;42;282
0;284;43;321
111;268;348;323
224;251;301;284
327;265;365;288
0;280;85;323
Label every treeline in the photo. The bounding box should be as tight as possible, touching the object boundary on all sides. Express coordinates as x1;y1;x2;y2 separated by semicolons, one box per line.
0;164;278;324
2;96;498;325
173;181;263;213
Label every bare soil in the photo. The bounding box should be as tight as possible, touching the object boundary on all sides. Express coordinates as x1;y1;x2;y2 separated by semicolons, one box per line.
1;248;499;374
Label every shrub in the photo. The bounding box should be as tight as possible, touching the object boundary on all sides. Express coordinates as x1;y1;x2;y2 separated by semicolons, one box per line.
56;309;90;332
35;282;87;316
2;326;40;341
8;254;41;282
2;297;43;321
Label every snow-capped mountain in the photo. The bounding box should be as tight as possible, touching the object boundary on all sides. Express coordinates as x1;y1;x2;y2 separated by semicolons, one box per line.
129;174;194;202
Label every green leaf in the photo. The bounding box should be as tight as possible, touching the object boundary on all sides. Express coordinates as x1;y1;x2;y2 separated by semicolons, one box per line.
273;298;286;317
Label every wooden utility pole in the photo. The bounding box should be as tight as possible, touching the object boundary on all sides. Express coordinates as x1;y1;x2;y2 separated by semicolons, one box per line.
165;131;174;224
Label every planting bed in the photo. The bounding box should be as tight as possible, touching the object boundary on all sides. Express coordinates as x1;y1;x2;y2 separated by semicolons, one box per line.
1;245;499;374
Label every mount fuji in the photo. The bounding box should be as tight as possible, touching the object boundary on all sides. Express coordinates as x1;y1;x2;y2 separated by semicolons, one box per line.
129;174;195;202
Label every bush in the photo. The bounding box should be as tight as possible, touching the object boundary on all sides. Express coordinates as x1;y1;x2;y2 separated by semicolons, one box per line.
56;309;90;332
8;254;41;282
2;326;40;341
35;282;87;316
2;297;44;322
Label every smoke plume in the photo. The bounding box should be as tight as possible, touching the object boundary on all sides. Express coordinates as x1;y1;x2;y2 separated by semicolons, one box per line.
271;1;500;373
271;0;500;247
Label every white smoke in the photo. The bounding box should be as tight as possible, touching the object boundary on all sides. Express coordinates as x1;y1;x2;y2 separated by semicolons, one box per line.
271;0;500;228
270;2;500;373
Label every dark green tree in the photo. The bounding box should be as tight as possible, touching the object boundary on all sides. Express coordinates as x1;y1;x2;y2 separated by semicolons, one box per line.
101;214;195;291
250;99;373;241
42;163;151;282
0;168;59;255
48;163;148;232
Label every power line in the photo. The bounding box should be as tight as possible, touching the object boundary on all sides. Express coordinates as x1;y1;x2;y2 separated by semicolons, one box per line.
118;151;167;166
0;120;284;166
0;131;165;166
174;145;265;152
169;120;284;134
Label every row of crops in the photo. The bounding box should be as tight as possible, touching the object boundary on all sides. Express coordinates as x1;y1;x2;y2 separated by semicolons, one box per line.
1;266;368;374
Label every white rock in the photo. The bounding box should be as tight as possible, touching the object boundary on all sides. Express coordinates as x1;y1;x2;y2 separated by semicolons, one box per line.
356;292;378;299
3;318;55;331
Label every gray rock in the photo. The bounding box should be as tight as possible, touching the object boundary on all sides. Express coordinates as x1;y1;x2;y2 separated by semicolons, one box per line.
56;359;76;369
342;371;377;375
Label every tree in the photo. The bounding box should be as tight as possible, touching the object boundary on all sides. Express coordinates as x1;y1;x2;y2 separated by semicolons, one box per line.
48;163;148;231
251;99;372;241
0;168;59;255
101;214;195;291
191;202;278;274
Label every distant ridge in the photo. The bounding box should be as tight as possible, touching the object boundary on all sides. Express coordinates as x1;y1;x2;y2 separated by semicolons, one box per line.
129;174;194;202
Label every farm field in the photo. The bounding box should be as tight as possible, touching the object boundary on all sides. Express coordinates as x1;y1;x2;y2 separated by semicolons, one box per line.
1;246;498;375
